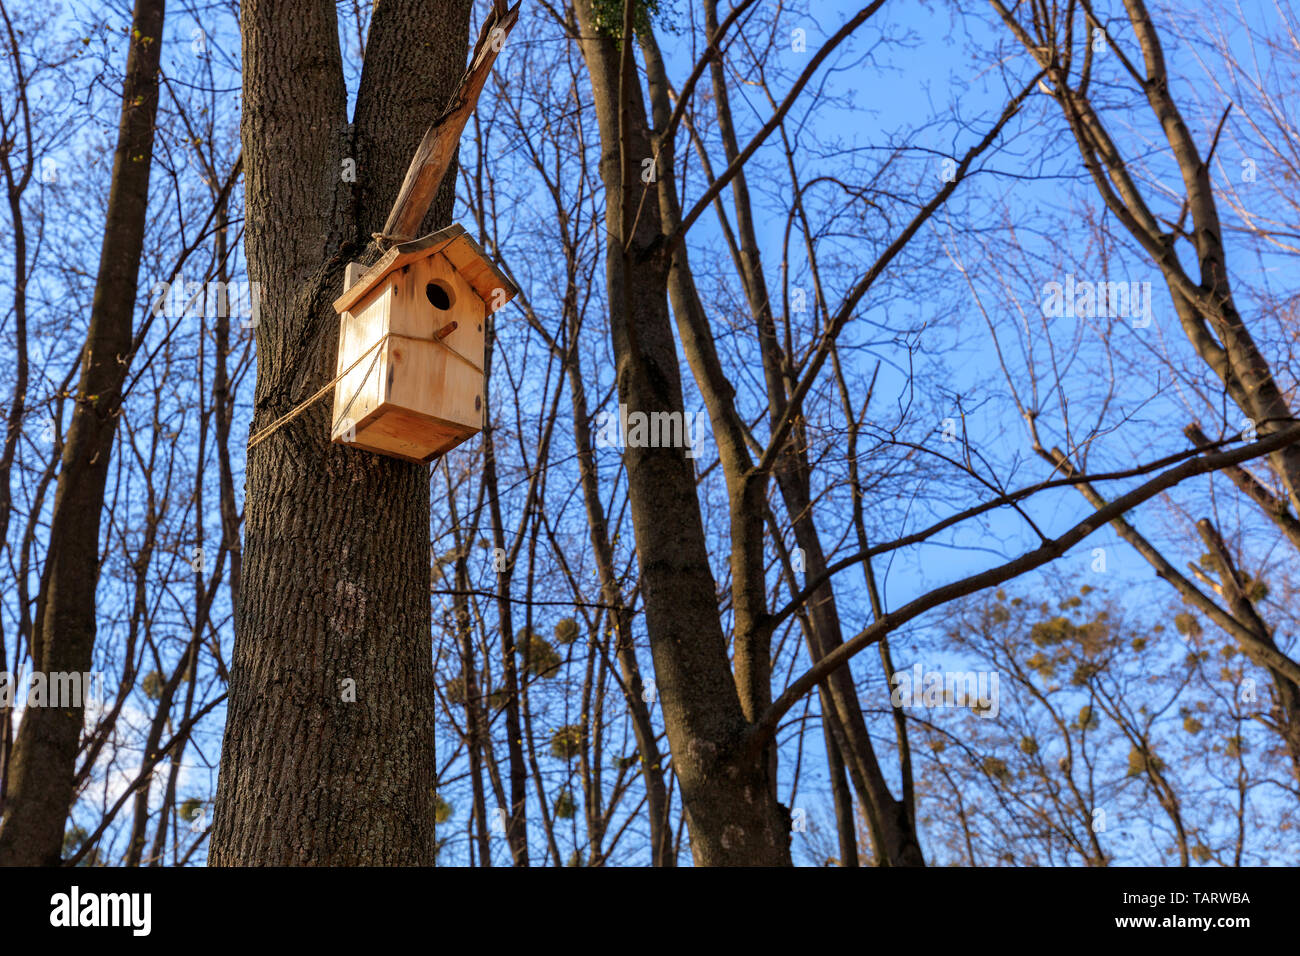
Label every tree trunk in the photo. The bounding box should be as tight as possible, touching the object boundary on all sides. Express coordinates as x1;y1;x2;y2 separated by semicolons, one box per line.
564;339;673;865
0;0;165;866
573;0;791;866
209;0;471;865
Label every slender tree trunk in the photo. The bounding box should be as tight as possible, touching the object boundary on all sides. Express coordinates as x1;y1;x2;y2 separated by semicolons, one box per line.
0;0;166;866
452;539;492;865
481;365;530;864
648;0;925;865
821;697;858;866
573;0;791;866
212;196;242;616
564;342;673;864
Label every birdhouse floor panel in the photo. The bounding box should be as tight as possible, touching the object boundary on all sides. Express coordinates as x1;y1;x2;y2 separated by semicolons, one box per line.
333;402;474;463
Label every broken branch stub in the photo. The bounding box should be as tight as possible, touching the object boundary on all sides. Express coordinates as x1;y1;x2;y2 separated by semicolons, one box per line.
380;1;521;244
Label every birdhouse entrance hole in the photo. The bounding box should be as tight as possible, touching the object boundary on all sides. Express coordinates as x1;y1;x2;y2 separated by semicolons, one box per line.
426;280;453;311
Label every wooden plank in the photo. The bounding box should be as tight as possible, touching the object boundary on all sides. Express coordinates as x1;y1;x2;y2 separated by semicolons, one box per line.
343;261;367;291
442;231;517;310
330;285;392;436
344;405;470;463
379;1;521;243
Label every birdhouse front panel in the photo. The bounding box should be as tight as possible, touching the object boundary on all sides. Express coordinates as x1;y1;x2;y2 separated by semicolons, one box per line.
387;252;485;434
330;225;512;464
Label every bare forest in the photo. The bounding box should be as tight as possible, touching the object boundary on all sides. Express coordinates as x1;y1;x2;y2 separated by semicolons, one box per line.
1;0;1299;870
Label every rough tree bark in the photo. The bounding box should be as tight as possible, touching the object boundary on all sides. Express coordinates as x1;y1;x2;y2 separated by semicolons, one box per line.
209;0;473;865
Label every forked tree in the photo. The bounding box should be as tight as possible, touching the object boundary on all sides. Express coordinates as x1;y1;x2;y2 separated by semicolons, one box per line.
210;0;516;865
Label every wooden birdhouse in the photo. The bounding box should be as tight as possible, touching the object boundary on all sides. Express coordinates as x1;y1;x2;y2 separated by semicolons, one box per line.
330;224;516;463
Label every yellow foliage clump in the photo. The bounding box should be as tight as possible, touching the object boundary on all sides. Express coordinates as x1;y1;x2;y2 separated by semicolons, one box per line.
1077;705;1098;730
142;670;164;700
554;617;580;645
982;757;1010;783
1127;744;1163;776
434;793;453;824
1027;652;1055;677
550;724;584;760
516;629;562;678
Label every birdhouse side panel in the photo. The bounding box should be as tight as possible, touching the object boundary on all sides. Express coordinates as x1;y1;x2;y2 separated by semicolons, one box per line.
331;287;391;441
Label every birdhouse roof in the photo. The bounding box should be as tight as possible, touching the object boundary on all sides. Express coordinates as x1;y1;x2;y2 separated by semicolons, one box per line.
333;223;518;316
